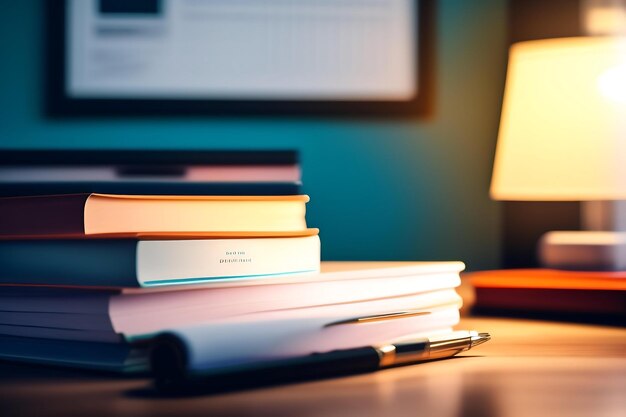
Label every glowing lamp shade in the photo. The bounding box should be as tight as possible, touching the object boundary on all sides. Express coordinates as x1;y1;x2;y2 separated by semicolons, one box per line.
491;37;626;201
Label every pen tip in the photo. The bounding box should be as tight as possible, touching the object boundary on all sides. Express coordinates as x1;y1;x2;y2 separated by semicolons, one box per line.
470;332;491;348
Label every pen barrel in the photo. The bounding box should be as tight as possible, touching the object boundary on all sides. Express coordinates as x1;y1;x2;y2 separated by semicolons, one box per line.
386;340;430;366
256;347;382;381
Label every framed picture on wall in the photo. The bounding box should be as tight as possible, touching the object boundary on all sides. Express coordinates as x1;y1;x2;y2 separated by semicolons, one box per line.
46;0;434;117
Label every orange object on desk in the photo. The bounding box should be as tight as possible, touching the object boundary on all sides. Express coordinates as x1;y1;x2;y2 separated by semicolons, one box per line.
468;269;626;318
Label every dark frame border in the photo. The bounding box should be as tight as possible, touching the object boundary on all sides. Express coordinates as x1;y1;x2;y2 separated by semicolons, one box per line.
45;0;434;118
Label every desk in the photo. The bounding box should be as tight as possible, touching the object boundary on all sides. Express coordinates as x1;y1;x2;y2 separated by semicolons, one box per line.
1;317;624;417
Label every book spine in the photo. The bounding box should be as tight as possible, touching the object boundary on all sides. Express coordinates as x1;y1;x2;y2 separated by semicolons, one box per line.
0;194;87;237
0;335;143;372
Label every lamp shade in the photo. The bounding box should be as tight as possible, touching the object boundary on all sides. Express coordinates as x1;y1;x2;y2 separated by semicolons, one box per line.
491;37;626;201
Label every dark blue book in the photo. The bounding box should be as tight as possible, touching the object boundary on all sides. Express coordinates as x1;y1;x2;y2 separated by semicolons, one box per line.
0;149;302;196
0;335;146;373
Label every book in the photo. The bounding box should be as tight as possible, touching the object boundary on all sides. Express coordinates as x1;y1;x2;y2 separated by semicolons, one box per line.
0;291;462;343
0;164;300;183
0;262;464;340
0;181;303;197
0;150;301;196
0;235;321;287
0;287;461;331
0;261;463;334
469;269;626;320
0;150;299;168
0;335;148;373
0;194;312;238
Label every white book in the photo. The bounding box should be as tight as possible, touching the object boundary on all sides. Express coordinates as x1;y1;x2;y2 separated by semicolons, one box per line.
0;289;462;343
0;261;464;312
0;262;464;337
0;287;461;336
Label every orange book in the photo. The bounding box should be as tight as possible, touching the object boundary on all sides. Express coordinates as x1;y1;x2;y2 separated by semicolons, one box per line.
0;194;315;238
468;269;626;319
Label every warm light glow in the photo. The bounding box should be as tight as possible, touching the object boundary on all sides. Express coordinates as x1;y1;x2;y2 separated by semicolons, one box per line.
585;7;626;35
491;37;626;201
582;0;626;35
598;63;626;103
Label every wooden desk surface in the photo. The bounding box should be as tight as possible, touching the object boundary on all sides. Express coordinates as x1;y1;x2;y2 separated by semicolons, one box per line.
1;317;624;417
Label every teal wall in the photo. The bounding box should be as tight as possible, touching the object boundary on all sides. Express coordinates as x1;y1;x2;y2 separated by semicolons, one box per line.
0;1;508;270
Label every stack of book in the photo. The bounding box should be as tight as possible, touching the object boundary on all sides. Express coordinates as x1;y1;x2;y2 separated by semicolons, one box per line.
0;151;467;374
0;260;465;372
0;190;321;369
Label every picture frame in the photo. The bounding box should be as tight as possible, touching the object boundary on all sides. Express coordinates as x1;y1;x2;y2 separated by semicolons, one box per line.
46;0;434;118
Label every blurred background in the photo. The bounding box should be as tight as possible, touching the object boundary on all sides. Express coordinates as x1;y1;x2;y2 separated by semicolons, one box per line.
0;1;599;270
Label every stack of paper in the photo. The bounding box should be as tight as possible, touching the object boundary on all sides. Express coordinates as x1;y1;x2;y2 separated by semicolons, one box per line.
0;262;464;372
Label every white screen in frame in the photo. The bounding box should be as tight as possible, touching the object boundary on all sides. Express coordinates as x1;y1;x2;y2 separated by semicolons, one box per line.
66;0;418;101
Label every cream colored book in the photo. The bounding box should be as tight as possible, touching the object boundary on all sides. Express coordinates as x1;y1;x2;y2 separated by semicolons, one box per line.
0;193;313;238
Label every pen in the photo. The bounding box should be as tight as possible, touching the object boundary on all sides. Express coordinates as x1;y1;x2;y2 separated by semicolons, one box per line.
150;330;491;393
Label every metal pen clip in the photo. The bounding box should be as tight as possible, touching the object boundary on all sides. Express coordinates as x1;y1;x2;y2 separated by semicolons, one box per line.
324;310;431;327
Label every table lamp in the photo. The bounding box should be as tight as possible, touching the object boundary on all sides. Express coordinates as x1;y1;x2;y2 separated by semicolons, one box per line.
491;36;626;270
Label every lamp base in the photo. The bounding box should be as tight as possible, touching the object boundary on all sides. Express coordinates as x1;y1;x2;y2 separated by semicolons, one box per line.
539;231;626;271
